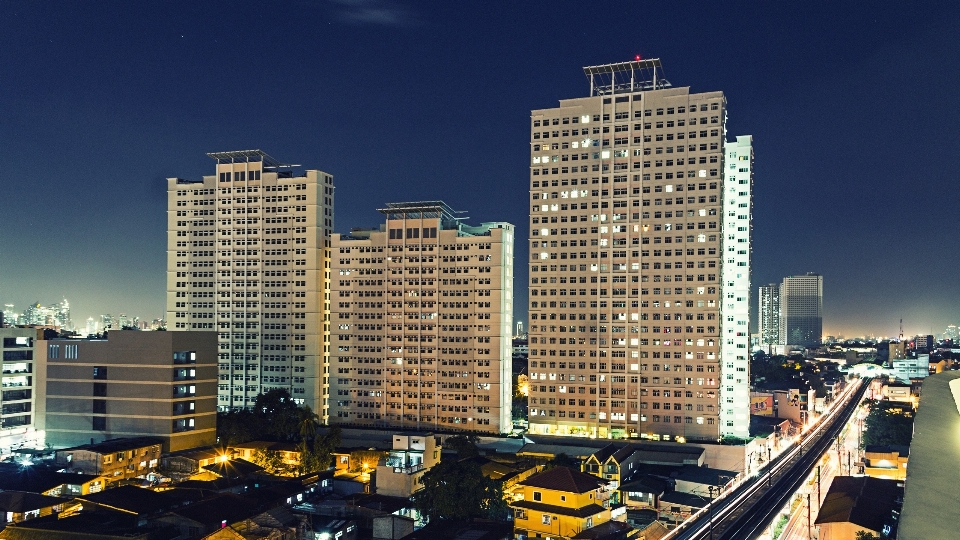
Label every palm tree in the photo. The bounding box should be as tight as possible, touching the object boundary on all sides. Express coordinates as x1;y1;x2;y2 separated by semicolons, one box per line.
297;405;320;454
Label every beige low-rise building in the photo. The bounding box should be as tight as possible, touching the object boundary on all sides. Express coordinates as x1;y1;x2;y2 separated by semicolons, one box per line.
38;330;217;452
862;445;908;481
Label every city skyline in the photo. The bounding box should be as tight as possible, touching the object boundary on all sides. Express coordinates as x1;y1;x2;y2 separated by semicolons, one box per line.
2;1;958;337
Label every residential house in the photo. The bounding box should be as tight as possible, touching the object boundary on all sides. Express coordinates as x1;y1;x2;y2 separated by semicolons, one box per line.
55;437;163;485
0;491;70;526
153;493;261;539
509;466;616;540
618;476;670;510
161;446;225;480
0;463;104;496
229;441;302;471
815;476;903;540
375;433;441;498
581;444;640;487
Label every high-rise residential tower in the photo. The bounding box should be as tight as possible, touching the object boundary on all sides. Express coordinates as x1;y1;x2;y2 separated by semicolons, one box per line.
758;283;781;350
329;202;514;433
779;273;823;348
527;59;752;441
166;150;334;417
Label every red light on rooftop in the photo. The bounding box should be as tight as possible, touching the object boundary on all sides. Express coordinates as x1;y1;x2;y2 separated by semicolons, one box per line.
635;54;642;61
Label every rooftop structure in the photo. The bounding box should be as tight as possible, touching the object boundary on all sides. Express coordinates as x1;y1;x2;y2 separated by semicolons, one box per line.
206;149;299;168
582;58;671;96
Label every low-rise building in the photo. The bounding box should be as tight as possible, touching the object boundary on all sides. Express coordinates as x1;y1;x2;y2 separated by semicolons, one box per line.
39;330;217;452
55;437;163;484
375;433;441;498
891;356;927;381
581;444;641;487
229;441;302;470
862;445;908;481
0;462;104;496
509;466;614;540
0;491;71;526
881;382;913;404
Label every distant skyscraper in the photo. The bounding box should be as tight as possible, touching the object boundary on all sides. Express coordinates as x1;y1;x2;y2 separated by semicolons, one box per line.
526;59;752;441
20;299;72;330
329;202;515;433
100;314;114;331
166;150;334;417
943;325;958;342
85;317;97;336
779;273;823;348
758;284;780;349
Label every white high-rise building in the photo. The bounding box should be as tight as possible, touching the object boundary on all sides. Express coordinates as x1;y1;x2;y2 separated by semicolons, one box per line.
166;150;334;416
85;317;98;336
526;59;753;441
719;136;752;439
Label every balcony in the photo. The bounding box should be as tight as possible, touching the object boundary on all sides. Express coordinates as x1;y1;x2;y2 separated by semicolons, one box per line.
391;463;425;474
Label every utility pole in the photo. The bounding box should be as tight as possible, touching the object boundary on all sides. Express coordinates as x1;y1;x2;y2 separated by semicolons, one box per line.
807;493;812;540
816;465;821;504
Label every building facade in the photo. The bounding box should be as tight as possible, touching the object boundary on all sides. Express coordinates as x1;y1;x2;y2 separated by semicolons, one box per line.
779;272;822;348
39;330;217;452
165;150;334;417
526;59;752;441
54;437;163;483
758;283;780;350
0;327;44;452
329;202;514;433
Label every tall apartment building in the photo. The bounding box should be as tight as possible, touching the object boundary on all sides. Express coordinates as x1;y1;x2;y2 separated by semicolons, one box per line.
330;202;514;434
38;331;217;452
527;59;752;441
758;284;781;350
166;150;334;416
0;327;44;450
779;273;822;349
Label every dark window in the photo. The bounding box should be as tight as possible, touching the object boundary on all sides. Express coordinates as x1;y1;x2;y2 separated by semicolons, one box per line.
93;383;107;397
93;400;106;414
92;416;106;431
93;366;107;380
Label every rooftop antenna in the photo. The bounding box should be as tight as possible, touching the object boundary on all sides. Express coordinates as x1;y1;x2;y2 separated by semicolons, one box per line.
899;318;903;342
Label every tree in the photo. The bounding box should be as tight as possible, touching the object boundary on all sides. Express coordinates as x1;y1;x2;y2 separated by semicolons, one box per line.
855;530;889;540
444;435;480;459
252;448;287;475
217;408;258;446
253;389;301;441
412;459;507;522
297;405;320;452
862;401;914;448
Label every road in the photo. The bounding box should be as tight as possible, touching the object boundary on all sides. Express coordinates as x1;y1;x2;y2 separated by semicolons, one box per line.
665;377;870;540
777;393;865;540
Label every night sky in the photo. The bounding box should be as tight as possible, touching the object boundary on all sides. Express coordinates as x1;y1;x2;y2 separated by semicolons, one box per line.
2;1;958;338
